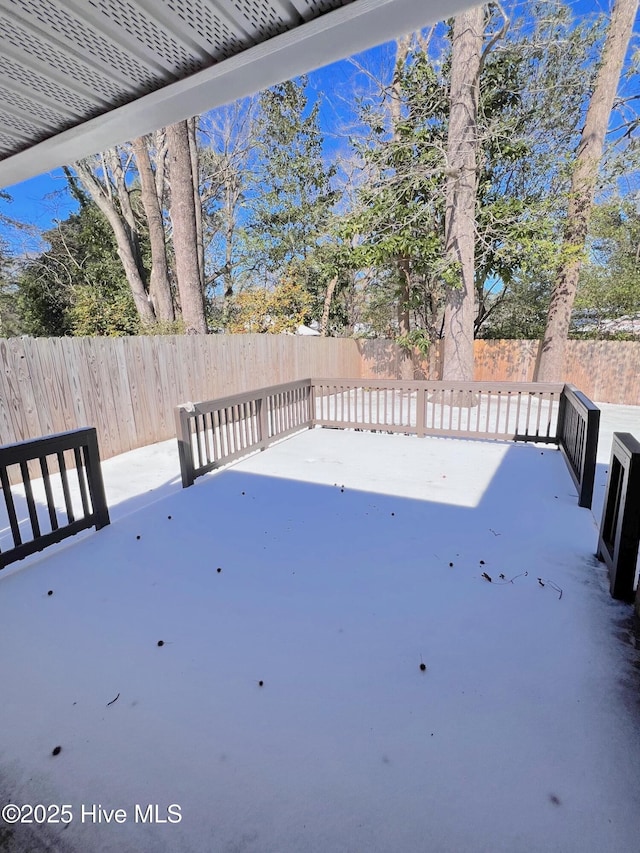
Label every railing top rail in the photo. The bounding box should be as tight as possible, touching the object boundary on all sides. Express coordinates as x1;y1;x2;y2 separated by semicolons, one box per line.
177;379;312;415
0;427;97;466
562;384;600;415
611;432;640;459
312;378;564;393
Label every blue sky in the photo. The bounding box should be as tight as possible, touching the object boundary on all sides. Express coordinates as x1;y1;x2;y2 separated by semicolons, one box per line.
0;0;631;257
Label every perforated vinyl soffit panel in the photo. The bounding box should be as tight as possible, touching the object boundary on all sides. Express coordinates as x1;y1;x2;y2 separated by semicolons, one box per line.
0;0;353;160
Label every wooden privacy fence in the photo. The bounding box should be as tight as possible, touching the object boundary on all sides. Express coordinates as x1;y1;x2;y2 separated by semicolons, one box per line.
176;379;599;509
0;427;110;571
358;339;640;405
0;335;361;469
597;433;640;601
0;336;637;471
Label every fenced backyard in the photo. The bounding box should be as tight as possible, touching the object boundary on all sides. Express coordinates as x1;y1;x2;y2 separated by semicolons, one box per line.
0;336;638;473
0;340;635;604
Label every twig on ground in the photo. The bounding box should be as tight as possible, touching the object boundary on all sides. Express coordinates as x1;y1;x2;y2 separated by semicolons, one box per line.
538;578;563;600
485;571;528;586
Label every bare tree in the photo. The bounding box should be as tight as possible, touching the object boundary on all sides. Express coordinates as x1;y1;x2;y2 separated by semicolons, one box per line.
535;0;639;381
131;135;174;323
187;116;205;292
442;7;485;381
166;120;208;334
199;99;259;315
74;154;156;325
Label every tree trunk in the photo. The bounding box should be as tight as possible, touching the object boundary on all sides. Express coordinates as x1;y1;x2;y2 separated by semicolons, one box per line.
535;0;638;382
187;116;205;292
223;174;236;300
397;258;411;337
321;275;339;336
74;160;156;325
154;129;168;202
442;8;484;381
390;36;411;337
390;36;413;379
166;120;208;334
131;136;175;323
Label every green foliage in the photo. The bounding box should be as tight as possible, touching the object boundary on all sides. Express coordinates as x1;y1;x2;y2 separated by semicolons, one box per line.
397;328;431;357
478;277;552;339
227;275;312;333
342;1;607;342
17;203;141;337
7;0;633;347
249;79;337;279
341;42;451;339
137;318;186;336
574;200;640;327
70;283;139;337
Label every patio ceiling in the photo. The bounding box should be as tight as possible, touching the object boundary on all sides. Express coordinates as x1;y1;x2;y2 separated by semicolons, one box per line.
0;0;475;189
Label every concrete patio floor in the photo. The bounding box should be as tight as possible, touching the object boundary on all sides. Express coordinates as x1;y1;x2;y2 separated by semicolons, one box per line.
1;418;640;853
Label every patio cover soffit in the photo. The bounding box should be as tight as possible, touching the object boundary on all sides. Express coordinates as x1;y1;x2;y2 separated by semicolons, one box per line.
0;0;476;189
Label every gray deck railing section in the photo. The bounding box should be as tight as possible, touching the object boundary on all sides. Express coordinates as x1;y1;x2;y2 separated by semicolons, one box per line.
556;384;600;509
176;379;600;509
0;428;110;571
312;379;563;442
175;380;312;488
597;432;640;601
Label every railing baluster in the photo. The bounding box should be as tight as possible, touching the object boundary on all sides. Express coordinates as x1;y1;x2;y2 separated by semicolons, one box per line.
504;391;512;436
73;447;90;518
39;456;58;531
196;414;205;468
234;404;241;450
544;392;553;437
19;461;41;539
534;392;543;437
1;465;22;546
515;391;522;436
57;450;75;521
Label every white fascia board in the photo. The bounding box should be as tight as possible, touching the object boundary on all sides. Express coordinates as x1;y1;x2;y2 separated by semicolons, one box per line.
0;0;477;189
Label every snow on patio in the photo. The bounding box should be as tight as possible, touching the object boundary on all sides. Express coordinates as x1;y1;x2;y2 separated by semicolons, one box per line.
1;423;640;853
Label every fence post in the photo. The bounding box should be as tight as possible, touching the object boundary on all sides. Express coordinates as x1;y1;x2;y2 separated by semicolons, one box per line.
175;406;195;488
84;427;110;529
